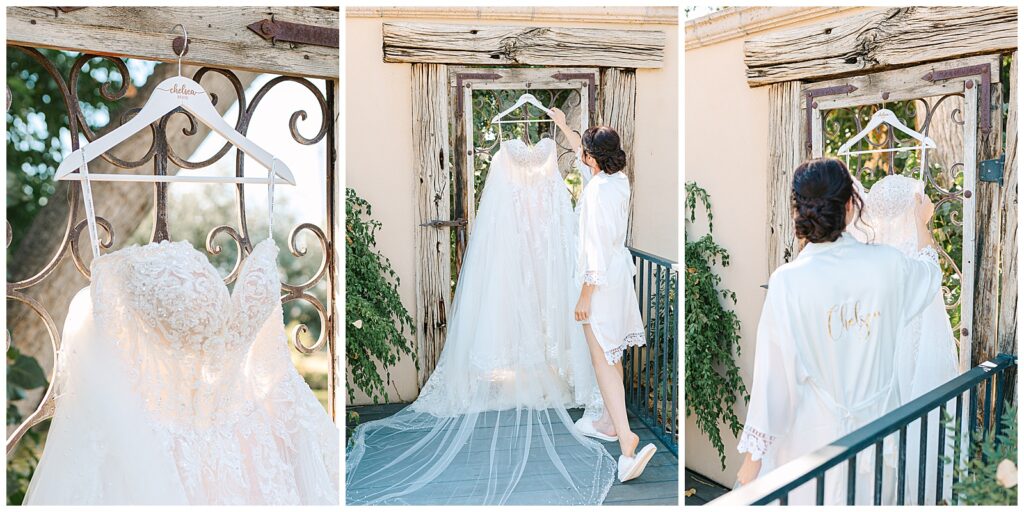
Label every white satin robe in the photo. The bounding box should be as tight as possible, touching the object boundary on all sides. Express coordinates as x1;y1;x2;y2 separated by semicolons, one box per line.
738;232;941;504
575;170;645;365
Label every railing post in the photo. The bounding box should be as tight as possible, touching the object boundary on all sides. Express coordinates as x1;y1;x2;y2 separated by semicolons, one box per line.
624;247;678;455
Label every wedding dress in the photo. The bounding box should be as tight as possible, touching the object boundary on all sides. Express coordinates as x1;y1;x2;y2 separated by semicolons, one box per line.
24;164;339;505
738;230;941;505
848;173;960;504
346;137;614;505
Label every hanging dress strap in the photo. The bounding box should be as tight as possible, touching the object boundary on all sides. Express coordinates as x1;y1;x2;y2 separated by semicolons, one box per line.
78;151;102;260
266;159;276;241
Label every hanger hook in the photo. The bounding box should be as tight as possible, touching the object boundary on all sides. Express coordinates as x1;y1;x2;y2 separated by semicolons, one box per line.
171;24;188;77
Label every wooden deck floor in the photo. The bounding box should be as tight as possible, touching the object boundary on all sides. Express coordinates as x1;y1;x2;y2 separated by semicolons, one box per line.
348;403;678;506
684;468;730;505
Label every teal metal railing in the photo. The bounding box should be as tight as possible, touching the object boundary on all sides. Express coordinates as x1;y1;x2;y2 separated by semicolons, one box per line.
624;247;679;455
711;353;1018;505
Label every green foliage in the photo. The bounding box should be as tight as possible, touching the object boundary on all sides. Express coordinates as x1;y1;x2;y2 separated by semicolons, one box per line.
684;181;748;469
6;346;49;505
6;48;155;252
345;188;416;406
943;404;1018;505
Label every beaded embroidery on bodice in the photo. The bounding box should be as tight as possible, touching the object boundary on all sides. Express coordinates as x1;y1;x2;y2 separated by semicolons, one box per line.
499;138;559;179
849;174;926;256
89;238;281;425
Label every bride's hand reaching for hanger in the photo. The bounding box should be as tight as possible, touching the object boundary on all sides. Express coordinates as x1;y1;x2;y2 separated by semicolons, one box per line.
915;192;934;226
915;192;937;250
549;107;567;128
549;108;582;153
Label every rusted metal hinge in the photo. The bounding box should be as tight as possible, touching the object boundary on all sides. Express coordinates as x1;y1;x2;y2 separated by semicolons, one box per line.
804;84;858;152
551;72;598;118
923;64;992;133
454;72;502;115
247;18;338;48
420;219;467;228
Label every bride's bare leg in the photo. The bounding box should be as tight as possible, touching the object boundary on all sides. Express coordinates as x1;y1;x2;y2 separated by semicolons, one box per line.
593;409;615;437
583;324;639;457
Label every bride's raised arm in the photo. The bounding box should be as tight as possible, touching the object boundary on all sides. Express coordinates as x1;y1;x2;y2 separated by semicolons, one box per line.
549;108;582;154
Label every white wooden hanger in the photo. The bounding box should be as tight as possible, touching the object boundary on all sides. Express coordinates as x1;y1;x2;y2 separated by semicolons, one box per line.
54;24;295;185
837;108;936;157
490;93;555;125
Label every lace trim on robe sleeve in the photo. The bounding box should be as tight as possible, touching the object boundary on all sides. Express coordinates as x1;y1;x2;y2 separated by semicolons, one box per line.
737;426;776;461
916;246;939;265
583;271;606;286
581;270;602;286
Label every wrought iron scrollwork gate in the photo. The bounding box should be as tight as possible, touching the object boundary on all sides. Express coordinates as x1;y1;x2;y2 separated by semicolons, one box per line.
448;67;596;278
6;46;338;456
806;55;999;372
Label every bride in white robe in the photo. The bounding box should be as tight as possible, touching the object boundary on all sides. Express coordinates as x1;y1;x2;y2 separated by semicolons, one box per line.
735;158;942;505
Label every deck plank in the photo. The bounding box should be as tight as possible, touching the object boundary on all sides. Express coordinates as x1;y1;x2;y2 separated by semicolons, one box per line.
348;404;678;506
684;468;730;506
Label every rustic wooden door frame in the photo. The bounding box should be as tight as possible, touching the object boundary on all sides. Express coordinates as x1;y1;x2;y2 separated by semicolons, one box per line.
805;55;1003;372
752;7;1017;366
401;21;662;388
448;66;595;271
413;64;640;387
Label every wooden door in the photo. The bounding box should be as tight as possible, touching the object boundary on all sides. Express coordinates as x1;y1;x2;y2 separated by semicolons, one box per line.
806;55;1002;371
448;67;597;279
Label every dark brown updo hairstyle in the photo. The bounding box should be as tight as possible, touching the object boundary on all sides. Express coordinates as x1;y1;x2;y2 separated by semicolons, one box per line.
791;158;863;243
582;126;627;174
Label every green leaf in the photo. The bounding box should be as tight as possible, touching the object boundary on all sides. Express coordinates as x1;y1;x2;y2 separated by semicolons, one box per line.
7;351;48;391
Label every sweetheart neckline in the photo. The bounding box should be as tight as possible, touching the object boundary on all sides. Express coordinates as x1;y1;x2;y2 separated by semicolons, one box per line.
500;137;556;154
853;172;921;194
91;237;280;302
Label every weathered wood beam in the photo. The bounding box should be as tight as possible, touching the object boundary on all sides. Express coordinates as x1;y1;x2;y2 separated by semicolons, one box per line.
744;7;1017;86
349;6;678;25
410;63;452;389
766;81;807;276
805;55;1001;111
383;22;665;68
599;68;637;242
998;52;1018;359
6;6;339;79
971;82;1005;368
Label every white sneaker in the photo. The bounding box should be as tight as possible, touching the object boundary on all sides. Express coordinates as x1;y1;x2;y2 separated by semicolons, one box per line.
618;443;657;482
574;417;618;442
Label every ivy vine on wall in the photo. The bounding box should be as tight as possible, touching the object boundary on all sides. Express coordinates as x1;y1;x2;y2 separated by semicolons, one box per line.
684;181;749;469
345;188;416;408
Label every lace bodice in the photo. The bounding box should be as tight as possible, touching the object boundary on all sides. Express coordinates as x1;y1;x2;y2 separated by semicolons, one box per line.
849;174;932;257
499;138;559;177
90;238;280;417
860;174;921;220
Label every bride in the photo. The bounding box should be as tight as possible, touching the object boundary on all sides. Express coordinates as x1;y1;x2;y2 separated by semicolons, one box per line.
550;109;658;481
735;158;941;505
